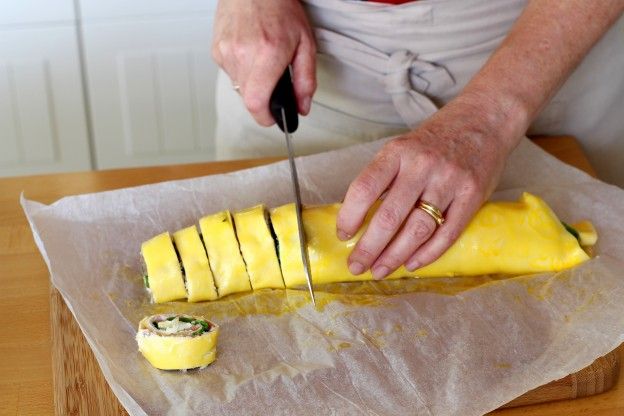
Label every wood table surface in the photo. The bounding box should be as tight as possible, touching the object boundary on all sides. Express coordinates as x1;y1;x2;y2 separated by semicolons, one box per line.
1;136;622;415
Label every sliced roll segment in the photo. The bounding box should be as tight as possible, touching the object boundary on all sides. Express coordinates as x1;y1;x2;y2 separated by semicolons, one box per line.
233;205;285;290
136;313;219;370
172;225;218;302
141;232;187;303
199;210;252;297
269;204;305;288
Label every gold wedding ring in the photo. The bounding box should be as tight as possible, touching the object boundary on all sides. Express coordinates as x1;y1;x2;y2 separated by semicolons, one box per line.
417;200;445;226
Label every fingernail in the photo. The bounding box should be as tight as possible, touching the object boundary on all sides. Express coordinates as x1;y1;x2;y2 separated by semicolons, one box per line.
406;260;421;272
337;229;351;241
349;261;365;275
372;265;390;280
302;97;311;115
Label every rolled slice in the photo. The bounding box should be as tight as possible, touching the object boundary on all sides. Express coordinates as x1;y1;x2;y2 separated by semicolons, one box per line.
233;205;285;290
136;314;219;370
172;226;218;302
199;210;252;297
271;192;591;287
270;204;307;288
141;232;187;303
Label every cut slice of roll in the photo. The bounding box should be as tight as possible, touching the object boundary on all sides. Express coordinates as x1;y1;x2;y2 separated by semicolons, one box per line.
140;192;594;302
136;313;219;370
199;210;252;297
233;205;285;290
172;226;218;302
141;232;187;303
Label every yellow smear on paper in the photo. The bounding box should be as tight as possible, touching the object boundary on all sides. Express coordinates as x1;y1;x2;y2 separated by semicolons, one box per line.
416;329;429;338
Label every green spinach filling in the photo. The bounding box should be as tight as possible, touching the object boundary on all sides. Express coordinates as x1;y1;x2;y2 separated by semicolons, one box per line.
154;315;211;336
562;221;580;242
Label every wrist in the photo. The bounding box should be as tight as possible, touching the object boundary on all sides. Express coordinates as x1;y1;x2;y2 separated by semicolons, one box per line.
454;85;531;154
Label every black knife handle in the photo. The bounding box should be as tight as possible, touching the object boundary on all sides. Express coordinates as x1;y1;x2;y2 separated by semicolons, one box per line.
269;67;299;133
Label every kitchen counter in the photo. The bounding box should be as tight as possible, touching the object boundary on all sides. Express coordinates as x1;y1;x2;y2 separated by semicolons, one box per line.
1;136;621;415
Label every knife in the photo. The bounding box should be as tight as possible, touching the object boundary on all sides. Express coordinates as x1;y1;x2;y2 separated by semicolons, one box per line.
269;67;316;307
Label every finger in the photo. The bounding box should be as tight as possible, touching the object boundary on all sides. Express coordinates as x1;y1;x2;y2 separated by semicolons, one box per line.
371;191;453;279
337;152;400;242
215;51;240;93
243;52;293;126
347;174;424;276
213;34;247;91
211;40;224;67
405;193;483;271
291;35;316;116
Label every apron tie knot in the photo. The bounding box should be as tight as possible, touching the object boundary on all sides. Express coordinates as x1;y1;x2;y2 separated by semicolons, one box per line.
315;28;456;128
381;49;454;127
384;50;425;95
384;50;453;96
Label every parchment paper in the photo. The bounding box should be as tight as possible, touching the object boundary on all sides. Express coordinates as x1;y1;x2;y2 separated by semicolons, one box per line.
22;137;624;416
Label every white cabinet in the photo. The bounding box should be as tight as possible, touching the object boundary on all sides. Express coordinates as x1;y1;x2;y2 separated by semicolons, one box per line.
0;0;75;26
0;25;91;176
79;0;214;20
0;1;221;175
82;15;219;169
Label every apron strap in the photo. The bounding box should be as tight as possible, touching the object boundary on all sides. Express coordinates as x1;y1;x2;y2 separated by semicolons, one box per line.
316;28;455;128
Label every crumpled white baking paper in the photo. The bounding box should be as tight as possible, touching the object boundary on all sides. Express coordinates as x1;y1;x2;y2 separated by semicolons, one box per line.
22;137;624;415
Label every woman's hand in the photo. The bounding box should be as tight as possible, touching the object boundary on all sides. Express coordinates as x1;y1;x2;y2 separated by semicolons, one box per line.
212;0;317;126
334;0;624;280
336;95;520;279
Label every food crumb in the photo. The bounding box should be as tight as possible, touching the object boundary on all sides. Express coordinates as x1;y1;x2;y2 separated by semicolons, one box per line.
416;329;428;338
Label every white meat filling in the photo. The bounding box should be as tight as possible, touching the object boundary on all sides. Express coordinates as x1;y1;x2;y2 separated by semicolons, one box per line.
157;317;194;334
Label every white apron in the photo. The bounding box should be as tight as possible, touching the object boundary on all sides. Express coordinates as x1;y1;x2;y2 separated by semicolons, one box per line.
215;0;624;186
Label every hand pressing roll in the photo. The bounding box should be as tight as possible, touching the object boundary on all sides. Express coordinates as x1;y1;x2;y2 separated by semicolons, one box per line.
140;193;594;302
136;314;219;370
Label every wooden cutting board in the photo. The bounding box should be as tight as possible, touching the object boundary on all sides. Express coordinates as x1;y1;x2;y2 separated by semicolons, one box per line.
47;137;620;414
50;287;621;415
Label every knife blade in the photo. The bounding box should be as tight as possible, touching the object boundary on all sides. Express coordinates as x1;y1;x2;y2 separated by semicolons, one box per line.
269;67;316;306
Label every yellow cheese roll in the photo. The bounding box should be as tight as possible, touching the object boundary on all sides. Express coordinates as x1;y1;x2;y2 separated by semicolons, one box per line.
136;314;218;370
141;232;187;303
199;210;252;297
413;192;589;277
272;193;590;287
233;205;284;290
173;226;218;302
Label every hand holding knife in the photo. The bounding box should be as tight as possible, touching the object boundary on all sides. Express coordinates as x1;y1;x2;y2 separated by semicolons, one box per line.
269;67;316;307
